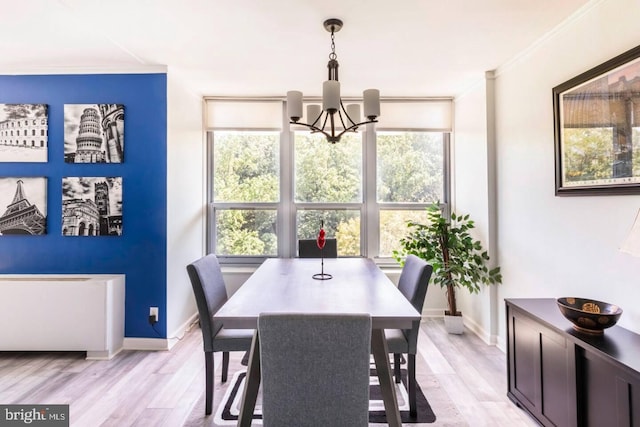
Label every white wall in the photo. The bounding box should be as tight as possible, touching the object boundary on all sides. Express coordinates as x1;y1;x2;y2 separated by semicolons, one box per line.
491;0;640;344
453;72;503;344
452;76;486;343
166;72;204;338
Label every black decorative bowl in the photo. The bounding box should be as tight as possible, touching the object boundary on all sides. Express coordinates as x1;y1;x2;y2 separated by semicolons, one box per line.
557;297;622;335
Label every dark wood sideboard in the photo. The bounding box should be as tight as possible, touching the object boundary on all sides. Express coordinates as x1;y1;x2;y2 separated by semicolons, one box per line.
506;298;640;427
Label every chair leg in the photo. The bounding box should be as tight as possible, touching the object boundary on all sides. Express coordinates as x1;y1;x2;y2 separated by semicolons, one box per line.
222;351;229;383
408;353;417;417
393;353;402;383
205;351;214;415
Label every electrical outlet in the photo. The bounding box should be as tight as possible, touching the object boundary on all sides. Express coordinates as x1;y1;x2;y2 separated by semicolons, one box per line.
149;307;159;325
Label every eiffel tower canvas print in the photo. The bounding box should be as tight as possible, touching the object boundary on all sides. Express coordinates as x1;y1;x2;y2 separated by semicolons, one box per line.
0;177;47;235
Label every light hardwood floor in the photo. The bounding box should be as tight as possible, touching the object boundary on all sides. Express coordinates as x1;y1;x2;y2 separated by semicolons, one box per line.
0;319;538;426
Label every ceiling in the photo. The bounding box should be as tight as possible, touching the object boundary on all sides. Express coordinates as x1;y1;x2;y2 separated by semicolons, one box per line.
1;0;592;98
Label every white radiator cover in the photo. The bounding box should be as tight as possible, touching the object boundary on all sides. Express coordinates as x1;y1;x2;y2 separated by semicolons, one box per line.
0;274;125;360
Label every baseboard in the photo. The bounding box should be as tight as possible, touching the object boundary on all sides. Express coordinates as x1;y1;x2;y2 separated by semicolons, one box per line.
421;309;497;345
461;314;499;346
123;313;199;352
123;337;170;351
421;308;446;318
167;313;200;349
122;311;507;354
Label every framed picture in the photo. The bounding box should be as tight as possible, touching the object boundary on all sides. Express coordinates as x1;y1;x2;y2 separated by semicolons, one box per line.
0;177;47;235
64;104;124;163
0;104;48;163
553;44;640;196
62;177;122;236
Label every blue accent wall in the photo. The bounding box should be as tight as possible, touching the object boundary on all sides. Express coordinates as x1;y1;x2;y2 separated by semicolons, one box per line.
0;74;167;338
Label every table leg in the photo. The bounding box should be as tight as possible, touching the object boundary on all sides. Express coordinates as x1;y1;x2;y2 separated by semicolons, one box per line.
238;330;261;427
371;328;402;427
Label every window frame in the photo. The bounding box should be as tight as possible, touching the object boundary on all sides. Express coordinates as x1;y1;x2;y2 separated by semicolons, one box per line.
206;98;451;266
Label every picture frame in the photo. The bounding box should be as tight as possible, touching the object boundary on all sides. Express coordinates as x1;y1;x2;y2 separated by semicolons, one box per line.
64;104;124;163
0;104;48;163
62;177;122;236
0;177;47;235
553;44;640;196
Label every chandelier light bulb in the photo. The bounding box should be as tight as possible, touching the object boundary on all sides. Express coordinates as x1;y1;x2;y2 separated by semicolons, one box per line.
286;91;303;122
346;104;361;126
363;89;380;120
307;104;322;125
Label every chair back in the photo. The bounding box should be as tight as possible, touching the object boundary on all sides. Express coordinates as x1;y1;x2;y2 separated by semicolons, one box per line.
298;238;338;258
258;313;371;427
186;254;228;351
397;254;433;352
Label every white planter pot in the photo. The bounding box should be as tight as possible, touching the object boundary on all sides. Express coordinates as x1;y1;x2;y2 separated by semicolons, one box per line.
444;314;464;334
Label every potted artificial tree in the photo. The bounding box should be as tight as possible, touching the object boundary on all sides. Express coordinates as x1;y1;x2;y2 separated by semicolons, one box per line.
394;204;502;334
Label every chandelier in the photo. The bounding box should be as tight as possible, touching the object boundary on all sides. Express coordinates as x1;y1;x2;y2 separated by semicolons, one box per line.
286;18;380;143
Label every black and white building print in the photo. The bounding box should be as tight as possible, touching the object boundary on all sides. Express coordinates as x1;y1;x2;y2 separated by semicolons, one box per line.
64;104;124;163
0;104;48;163
62;177;123;236
0;177;47;235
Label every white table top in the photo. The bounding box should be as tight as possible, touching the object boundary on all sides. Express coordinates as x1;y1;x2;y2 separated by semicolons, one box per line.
214;258;420;329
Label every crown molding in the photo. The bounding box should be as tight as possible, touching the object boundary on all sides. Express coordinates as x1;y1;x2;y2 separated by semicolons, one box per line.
0;64;168;75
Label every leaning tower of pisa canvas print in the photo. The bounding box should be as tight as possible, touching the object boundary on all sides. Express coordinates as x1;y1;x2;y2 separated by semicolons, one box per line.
64;104;124;163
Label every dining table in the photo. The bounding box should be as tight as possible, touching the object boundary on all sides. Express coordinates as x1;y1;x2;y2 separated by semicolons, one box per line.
213;257;421;427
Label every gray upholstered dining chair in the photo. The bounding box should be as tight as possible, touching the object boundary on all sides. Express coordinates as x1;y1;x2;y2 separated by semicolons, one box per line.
385;254;433;417
186;254;254;415
298;238;338;258
258;312;371;427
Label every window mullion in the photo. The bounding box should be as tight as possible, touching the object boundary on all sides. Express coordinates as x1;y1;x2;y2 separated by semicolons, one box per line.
206;131;215;254
363;125;378;258
279;102;294;258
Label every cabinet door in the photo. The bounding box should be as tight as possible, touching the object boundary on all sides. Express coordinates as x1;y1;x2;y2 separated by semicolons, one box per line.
540;330;576;427
508;307;577;427
509;311;538;412
579;349;640;427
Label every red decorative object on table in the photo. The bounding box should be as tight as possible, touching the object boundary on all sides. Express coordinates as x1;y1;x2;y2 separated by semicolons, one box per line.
317;227;326;250
313;221;332;280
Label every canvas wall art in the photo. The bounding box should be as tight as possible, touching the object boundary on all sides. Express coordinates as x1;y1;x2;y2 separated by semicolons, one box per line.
64;104;124;163
62;177;123;236
0;177;47;235
554;44;640;195
0;104;48;163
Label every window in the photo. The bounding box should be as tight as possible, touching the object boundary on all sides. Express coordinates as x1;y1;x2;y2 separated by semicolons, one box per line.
377;131;445;257
294;132;363;256
211;130;279;256
206;98;451;263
